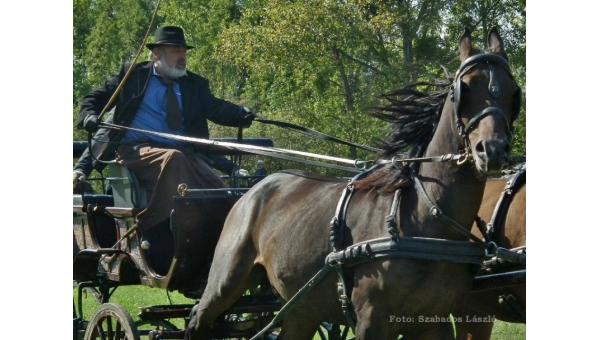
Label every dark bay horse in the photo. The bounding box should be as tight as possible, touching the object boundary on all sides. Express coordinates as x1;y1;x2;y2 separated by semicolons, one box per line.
455;169;526;339
186;29;522;340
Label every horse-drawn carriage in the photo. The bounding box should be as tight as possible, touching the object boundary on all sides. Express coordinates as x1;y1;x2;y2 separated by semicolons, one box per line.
73;137;291;339
73;28;526;340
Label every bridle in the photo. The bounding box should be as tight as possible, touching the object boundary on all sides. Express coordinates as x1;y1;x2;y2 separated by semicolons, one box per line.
231;54;526;340
380;53;522;168
450;53;522;160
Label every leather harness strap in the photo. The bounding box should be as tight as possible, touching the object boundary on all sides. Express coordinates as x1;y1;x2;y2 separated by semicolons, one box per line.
328;166;380;328
252;54;522;337
327;166;488;331
325;236;486;267
255;117;382;153
474;215;489;241
473;166;526;269
451;53;518;145
464;107;509;136
412;173;485;243
385;189;402;241
487;166;526;241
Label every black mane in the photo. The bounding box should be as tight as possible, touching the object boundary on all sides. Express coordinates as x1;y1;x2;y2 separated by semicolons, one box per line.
371;80;450;158
355;80;451;192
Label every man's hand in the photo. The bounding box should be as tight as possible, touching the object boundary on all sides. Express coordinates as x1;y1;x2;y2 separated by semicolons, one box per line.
83;115;100;133
235;168;250;177
73;170;86;185
73;170;96;194
240;107;256;128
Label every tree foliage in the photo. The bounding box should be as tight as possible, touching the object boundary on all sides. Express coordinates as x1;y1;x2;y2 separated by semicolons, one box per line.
73;0;526;174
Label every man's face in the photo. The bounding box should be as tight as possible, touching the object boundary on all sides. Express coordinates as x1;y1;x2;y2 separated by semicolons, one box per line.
159;46;187;70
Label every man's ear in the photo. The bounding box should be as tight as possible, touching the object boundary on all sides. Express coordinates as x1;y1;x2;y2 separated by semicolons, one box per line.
151;47;161;61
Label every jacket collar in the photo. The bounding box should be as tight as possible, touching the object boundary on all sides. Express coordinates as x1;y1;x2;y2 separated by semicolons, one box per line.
135;61;192;123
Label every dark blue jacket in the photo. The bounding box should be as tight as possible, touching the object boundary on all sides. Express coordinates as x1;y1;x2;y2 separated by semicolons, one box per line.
77;61;248;167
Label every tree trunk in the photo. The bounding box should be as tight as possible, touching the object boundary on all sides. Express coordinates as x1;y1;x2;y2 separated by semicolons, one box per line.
332;47;354;112
402;27;415;81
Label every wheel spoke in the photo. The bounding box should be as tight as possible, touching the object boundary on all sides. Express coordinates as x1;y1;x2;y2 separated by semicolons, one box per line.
85;304;138;340
96;320;107;340
106;315;113;340
115;320;123;340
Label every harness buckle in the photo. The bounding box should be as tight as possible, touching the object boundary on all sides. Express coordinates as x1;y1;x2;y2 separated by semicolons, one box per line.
485;241;498;257
456;152;470;165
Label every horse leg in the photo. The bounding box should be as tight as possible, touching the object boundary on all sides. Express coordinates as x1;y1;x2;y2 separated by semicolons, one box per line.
184;244;260;340
353;301;395;339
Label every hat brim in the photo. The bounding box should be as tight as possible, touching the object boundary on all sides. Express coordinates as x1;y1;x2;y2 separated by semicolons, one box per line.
146;42;194;50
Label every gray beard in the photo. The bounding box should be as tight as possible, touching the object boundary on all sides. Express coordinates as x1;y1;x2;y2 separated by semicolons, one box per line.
155;57;187;79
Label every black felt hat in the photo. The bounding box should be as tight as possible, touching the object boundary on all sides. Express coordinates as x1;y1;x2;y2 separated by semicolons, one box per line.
146;26;194;50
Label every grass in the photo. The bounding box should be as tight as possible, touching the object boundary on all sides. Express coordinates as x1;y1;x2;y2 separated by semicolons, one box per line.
74;284;525;339
491;321;525;339
74;285;194;330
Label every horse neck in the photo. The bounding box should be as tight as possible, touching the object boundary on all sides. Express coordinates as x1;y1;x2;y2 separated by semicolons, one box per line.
411;96;486;238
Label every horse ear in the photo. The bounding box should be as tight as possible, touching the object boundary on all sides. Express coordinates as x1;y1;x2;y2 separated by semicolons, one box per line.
459;28;473;61
487;27;507;57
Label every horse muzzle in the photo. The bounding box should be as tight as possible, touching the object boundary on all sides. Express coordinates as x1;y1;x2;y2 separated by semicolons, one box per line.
473;138;509;175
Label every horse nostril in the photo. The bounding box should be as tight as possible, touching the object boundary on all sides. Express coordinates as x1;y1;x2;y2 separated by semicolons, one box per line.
475;140;485;154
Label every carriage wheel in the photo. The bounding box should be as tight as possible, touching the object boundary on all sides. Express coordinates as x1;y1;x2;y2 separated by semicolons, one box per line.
83;303;140;340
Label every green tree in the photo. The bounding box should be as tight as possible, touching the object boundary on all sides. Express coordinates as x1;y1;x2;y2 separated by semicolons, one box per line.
73;0;526;172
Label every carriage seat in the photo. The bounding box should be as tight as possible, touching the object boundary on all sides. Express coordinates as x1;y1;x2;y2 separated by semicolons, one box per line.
74;137;276;217
104;162;149;211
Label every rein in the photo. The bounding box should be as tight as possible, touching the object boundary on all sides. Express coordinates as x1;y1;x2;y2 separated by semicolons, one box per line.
99;122;369;173
251;53;521;337
95;121;471;173
381;152;469;166
254;116;382;153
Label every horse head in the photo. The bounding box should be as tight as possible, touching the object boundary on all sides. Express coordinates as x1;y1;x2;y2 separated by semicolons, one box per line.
454;28;522;175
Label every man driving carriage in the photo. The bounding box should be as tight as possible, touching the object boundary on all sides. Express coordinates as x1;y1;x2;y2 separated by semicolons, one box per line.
77;26;255;273
73;114;245;193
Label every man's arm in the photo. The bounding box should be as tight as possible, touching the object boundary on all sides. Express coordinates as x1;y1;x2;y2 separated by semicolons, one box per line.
200;78;254;127
74;147;94;178
77;64;128;128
